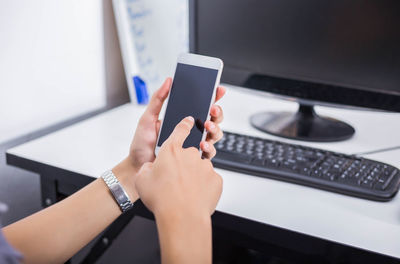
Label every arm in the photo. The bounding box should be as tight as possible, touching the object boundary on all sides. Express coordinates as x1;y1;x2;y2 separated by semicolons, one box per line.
135;117;223;264
3;158;137;264
2;79;225;264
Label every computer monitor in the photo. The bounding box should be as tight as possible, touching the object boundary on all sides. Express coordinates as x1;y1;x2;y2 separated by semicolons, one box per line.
189;0;400;142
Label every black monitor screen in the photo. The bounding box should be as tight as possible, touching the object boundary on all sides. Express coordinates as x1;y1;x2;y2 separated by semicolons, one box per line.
192;0;400;110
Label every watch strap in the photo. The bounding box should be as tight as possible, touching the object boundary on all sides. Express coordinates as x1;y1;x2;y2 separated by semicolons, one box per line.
101;170;134;213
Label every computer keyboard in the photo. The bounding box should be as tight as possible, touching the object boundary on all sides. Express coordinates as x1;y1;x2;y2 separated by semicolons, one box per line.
213;131;400;201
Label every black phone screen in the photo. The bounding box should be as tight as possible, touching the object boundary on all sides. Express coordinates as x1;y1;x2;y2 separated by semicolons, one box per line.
157;63;218;149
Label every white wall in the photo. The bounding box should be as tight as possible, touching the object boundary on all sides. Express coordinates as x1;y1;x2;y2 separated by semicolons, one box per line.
0;0;107;143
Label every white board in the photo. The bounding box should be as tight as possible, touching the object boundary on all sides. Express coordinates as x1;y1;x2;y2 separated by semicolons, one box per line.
113;0;189;102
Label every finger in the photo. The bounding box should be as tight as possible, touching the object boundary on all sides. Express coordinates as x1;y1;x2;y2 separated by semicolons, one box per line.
145;78;172;117
166;116;194;147
156;120;161;135
215;86;226;102
205;121;223;143
204;120;218;136
200;141;217;159
210;105;224;124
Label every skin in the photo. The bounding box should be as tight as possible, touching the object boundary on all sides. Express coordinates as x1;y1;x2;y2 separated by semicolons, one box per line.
2;78;226;264
136;116;223;264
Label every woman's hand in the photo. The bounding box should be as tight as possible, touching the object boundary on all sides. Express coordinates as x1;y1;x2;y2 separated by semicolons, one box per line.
135;116;223;218
128;77;226;171
113;78;226;200
135;117;223;264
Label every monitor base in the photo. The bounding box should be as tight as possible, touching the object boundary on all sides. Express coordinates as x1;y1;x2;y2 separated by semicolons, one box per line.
250;104;355;142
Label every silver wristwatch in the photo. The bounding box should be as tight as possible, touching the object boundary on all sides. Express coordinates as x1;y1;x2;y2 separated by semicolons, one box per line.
101;170;134;213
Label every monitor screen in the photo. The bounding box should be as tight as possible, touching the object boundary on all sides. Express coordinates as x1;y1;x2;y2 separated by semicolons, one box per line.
191;0;400;110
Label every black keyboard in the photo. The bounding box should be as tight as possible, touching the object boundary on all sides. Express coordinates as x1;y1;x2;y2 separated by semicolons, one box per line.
213;131;400;201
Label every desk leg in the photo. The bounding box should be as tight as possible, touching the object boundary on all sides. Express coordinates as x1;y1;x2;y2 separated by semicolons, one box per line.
40;174;58;207
80;208;136;264
39;174;72;264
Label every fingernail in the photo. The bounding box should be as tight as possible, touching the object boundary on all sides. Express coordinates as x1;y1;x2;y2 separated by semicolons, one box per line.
209;122;215;130
187;116;194;123
203;142;209;150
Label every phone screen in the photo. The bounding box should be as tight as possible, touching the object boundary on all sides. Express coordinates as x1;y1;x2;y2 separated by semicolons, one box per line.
157;63;219;149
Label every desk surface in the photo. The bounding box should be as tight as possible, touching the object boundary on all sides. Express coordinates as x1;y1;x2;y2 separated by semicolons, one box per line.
7;86;400;259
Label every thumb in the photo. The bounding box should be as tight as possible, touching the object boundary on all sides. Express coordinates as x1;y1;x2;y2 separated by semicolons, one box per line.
144;78;171;117
166;116;194;148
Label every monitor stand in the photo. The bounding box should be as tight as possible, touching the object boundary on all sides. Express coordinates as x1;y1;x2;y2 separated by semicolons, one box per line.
250;104;355;142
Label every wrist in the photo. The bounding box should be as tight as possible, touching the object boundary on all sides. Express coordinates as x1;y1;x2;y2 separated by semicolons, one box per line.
112;157;140;202
155;207;211;231
155;208;212;264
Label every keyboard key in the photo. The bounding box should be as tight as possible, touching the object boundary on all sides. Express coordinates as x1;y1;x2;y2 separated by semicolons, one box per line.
216;150;251;164
382;169;398;190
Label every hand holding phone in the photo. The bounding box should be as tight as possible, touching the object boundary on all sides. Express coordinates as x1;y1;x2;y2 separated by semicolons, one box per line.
155;53;224;155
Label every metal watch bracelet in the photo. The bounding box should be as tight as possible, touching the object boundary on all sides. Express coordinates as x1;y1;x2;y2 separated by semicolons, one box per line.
101;170;134;213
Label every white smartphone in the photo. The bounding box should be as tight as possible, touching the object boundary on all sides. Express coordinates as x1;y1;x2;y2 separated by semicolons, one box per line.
155;53;224;155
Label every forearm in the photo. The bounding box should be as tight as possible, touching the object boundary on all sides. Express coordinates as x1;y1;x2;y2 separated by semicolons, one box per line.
155;211;212;264
3;158;138;264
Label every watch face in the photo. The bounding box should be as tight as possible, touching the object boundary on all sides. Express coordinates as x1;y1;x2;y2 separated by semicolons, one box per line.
110;182;129;204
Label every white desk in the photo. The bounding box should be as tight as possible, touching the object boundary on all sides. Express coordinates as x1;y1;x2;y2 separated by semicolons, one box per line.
7;86;400;260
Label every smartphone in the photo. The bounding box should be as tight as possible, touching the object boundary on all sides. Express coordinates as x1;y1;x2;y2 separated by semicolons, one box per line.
155;53;224;155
